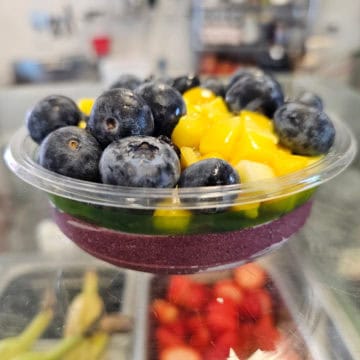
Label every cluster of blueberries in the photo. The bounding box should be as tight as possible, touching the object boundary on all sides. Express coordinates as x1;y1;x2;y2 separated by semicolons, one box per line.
26;69;335;190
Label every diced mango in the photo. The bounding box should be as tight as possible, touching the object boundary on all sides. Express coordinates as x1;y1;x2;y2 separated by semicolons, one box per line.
172;112;207;149
307;155;323;166
240;111;278;145
153;198;192;232
241;110;274;132
200;152;226;161
261;194;298;214
231;160;278;218
186;103;202;115
229;112;279;166
230;202;260;219
172;104;318;183
199;116;242;160
77;98;95;116
230;130;277;166
153;209;191;232
201;97;231;120
183;87;216;106
78;120;87;129
269;147;312;176
180;147;201;169
234;160;276;183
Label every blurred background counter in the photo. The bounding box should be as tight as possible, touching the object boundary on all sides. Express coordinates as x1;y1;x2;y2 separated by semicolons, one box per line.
0;0;360;88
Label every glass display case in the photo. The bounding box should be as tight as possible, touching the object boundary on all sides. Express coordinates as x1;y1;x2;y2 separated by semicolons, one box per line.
0;75;359;359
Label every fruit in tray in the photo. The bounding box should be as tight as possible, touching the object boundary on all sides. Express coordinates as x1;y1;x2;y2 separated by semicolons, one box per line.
0;290;54;360
26;69;334;215
150;263;287;360
1;271;132;360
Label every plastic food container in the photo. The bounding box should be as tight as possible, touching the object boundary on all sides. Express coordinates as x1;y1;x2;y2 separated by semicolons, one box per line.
4;113;356;274
0;254;137;358
132;267;315;360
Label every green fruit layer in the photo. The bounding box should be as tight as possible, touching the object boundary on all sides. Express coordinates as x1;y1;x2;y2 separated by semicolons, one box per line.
49;188;316;235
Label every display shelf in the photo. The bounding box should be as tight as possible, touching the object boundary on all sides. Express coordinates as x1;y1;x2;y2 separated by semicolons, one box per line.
191;0;312;72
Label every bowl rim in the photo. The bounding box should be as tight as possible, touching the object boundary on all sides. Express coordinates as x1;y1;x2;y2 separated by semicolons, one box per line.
4;116;357;210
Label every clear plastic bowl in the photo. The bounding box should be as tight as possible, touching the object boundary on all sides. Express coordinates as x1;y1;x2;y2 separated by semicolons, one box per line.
4;114;356;273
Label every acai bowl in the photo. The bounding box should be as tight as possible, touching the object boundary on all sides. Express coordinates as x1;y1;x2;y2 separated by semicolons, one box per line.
4;70;357;273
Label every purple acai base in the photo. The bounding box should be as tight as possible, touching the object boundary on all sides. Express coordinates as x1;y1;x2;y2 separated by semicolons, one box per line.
52;201;312;274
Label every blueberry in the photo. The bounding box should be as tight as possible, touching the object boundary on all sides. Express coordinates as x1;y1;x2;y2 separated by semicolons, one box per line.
109;74;142;90
38;126;102;182
201;77;226;97
172;74;200;94
225;72;284;118
273;102;335;156
293;91;323;111
144;75;174;87
26;95;81;144
226;67;264;92
87;88;154;148
157;135;181;159
178;158;240;213
99;136;180;188
135;81;186;137
157;76;175;87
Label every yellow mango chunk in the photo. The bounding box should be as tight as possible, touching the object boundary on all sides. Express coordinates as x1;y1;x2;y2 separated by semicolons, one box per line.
241;110;274;132
200;152;226;161
172;112;207;149
234;160;276;183
307;155;323;166
240;111;278;145
77;98;95;116
153;198;192;232
229;113;279;166
78;120;87;129
199;116;242;160
231;160;278;218
201;97;231;120
236;159;279;193
270;147;313;176
230;130;278;166
186;103;202;115
230;202;260;219
180;147;201;168
183;87;216;106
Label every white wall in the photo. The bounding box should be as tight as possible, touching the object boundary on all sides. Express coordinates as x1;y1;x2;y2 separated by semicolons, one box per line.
3;0;358;86
312;0;360;52
0;1;84;84
0;0;193;86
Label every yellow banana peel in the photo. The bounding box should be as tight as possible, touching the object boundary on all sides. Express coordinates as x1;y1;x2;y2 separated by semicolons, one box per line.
63;270;107;360
64;270;104;336
12;334;83;360
0;292;54;360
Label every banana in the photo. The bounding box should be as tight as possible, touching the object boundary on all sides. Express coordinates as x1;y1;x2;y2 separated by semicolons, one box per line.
63;331;109;360
63;270;106;360
64;270;104;336
87;332;110;360
12;313;134;360
12;334;84;360
0;290;54;360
